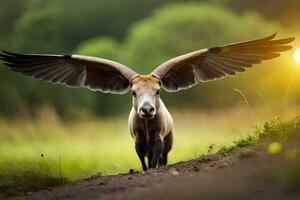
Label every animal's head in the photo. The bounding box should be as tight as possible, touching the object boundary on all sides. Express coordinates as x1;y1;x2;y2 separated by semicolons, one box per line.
0;33;294;119
131;75;161;119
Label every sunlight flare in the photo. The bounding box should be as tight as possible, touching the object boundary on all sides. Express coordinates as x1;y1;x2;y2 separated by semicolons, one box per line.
294;48;300;64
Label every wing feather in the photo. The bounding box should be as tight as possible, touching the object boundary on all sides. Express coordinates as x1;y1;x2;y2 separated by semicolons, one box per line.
152;33;294;92
0;51;138;94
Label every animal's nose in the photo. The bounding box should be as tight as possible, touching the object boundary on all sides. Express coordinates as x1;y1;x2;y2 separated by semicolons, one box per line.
139;102;156;116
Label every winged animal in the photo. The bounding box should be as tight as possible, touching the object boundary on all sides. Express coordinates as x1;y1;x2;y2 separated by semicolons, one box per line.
0;33;294;170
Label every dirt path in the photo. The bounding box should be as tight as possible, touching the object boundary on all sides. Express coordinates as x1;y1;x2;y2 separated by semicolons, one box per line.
10;144;300;200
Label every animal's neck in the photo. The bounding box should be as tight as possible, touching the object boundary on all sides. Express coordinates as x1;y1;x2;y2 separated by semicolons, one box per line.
140;116;159;141
142;118;150;136
139;105;161;135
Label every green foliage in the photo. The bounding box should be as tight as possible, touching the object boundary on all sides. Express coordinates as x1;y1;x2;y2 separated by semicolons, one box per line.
120;2;282;108
256;118;293;138
0;0;295;118
122;3;278;72
13;8;70;52
11;0;175;52
0;86;28;118
220;118;293;153
75;2;286;115
227;0;300;30
0;0;29;37
76;37;120;60
0;0;179;118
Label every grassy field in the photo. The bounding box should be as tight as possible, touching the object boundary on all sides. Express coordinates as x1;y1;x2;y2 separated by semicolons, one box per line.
0;105;299;186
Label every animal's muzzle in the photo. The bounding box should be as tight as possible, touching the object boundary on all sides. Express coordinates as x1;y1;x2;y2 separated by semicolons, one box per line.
138;102;156;119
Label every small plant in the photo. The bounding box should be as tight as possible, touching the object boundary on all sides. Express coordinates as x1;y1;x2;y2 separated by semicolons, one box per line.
207;144;216;154
219;117;294;154
220;145;235;154
233;88;256;123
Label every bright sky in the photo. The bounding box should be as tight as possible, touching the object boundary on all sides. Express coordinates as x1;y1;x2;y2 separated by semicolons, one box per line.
294;48;300;64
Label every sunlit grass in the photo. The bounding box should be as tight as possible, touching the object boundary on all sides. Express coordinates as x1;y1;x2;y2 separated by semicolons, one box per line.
0;105;299;182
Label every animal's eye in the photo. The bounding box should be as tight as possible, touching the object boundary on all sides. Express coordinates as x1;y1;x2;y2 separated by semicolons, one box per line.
132;91;136;97
156;90;160;95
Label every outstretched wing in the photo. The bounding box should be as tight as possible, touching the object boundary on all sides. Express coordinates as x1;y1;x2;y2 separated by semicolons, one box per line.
151;33;295;92
0;51;139;94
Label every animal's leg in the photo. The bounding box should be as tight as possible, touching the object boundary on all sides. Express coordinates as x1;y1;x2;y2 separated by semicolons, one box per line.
160;132;173;166
158;156;164;167
150;139;164;168
147;153;153;169
135;139;148;171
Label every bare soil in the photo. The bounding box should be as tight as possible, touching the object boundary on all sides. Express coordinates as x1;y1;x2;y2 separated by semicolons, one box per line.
8;140;300;200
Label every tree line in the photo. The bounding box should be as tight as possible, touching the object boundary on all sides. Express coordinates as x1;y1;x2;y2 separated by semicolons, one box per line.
0;0;298;119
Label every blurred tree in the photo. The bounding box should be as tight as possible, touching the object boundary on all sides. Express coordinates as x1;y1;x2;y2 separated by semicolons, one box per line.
75;36;131;116
0;0;185;118
76;37;120;60
122;3;279;72
0;0;295;118
0;0;29;50
11;0;180;53
4;0;181;117
13;8;70;52
226;0;300;31
117;3;282;108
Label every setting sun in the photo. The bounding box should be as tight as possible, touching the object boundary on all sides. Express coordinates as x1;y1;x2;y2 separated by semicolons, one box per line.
294;48;300;64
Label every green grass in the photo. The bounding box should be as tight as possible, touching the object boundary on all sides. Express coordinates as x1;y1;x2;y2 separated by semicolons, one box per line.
0;160;68;196
0;111;251;180
0;107;298;196
220;117;293;153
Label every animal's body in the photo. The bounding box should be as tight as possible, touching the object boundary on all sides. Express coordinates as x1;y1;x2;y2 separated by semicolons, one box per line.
128;100;173;170
128;75;173;170
0;33;294;170
129;92;173;169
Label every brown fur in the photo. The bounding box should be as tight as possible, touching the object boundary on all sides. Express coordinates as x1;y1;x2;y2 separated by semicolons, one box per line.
129;75;173;170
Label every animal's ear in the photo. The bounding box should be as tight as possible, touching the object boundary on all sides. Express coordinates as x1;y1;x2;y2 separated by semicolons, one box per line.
151;33;294;92
0;51;139;94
